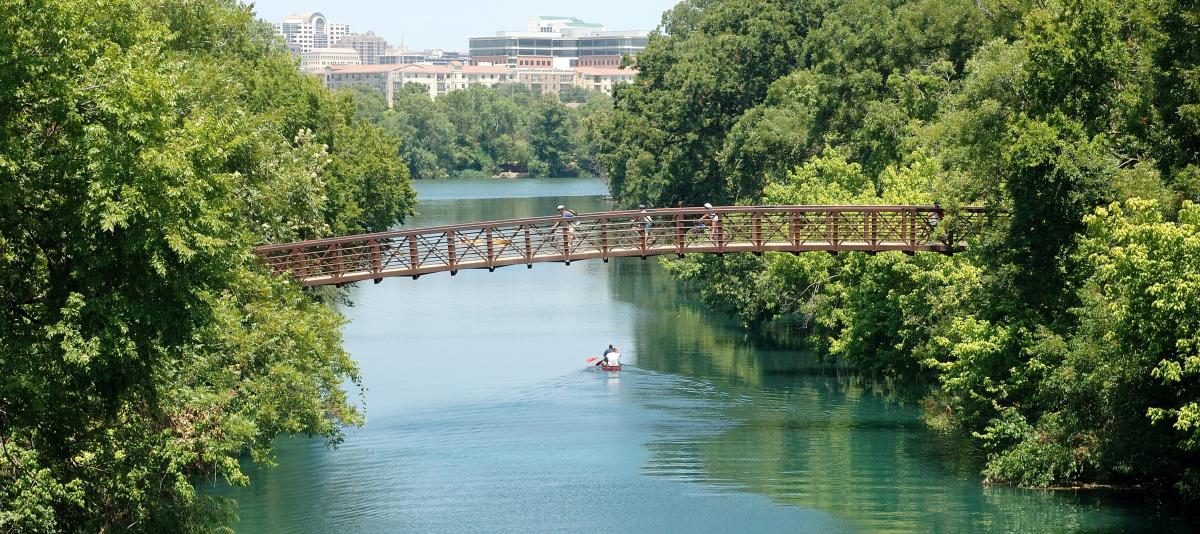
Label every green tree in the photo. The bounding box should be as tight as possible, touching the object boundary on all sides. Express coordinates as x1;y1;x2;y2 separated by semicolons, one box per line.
530;98;578;176
0;0;414;530
610;0;1200;499
383;84;456;179
557;85;594;104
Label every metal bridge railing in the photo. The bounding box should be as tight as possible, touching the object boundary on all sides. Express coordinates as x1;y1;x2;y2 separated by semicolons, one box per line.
253;205;994;286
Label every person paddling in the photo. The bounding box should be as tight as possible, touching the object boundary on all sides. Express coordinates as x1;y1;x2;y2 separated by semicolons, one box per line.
597;344;621;367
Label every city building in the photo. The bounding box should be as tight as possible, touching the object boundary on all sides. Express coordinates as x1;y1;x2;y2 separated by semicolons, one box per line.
323;63;639;102
515;68;576;96
469;16;648;68
300;47;361;72
322;62;518;105
274;12;350;54
380;48;471;66
338;31;389;65
573;67;636;94
324;64;403;104
392;63;516;100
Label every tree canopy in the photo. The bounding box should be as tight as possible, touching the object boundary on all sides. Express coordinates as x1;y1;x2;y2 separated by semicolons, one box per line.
373;83;612;179
604;0;1200;498
0;0;415;530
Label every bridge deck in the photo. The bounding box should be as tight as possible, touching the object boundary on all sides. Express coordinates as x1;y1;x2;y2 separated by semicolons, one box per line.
254;206;992;286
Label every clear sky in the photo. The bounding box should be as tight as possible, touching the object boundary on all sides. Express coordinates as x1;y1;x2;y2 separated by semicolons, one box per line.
246;0;680;51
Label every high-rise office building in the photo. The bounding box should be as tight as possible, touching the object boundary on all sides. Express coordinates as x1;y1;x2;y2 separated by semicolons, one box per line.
274;12;350;54
469;16;648;68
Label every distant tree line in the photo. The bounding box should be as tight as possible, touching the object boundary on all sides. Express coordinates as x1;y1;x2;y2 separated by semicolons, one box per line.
349;83;613;179
598;0;1200;499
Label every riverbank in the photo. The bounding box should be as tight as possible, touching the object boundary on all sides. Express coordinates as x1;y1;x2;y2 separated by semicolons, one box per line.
207;177;1193;532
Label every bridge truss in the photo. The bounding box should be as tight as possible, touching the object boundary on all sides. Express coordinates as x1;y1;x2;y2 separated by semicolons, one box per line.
254;206;993;286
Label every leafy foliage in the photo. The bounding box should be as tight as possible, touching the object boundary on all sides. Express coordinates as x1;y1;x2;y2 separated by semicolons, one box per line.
0;0;414;530
604;0;1200;498
371;83;611;178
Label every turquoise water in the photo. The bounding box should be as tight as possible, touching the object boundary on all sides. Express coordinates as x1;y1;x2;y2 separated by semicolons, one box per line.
213;178;1191;532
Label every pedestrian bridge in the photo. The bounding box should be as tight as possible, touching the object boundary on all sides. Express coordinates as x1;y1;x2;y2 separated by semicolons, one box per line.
254;205;993;287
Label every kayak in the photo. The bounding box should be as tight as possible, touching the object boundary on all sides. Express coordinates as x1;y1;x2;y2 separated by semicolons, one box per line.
599;364;622;371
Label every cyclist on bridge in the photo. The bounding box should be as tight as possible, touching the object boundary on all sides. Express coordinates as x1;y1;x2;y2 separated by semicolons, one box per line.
633;204;653;240
552;205;580;249
553;205;579;232
692;203;720;239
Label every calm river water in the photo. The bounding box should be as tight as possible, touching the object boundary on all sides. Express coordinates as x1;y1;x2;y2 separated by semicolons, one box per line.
214;177;1191;532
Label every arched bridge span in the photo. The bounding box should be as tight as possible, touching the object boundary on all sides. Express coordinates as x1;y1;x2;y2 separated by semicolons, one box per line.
254;206;992;287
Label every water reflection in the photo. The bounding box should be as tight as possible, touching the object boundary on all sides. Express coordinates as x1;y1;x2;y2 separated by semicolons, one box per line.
608;257;1190;532
211;178;1191;533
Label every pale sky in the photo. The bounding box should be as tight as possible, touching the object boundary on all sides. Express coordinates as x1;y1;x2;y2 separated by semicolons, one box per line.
246;0;680;51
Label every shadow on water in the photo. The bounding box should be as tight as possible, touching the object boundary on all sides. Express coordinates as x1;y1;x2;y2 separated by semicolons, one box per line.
210;178;1196;533
605;256;1196;533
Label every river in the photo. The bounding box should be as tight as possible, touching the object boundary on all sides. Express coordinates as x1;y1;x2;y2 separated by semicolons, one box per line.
213;177;1190;532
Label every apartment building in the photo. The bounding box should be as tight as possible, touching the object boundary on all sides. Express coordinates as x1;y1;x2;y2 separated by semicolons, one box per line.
338;32;390;65
322;62;636;105
324;64;400;103
300;47;361;72
573;67;636;94
391;63;516;100
514;69;577;96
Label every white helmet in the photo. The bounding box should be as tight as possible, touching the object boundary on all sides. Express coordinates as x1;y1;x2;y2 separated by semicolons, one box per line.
704;203;713;209
557;205;565;210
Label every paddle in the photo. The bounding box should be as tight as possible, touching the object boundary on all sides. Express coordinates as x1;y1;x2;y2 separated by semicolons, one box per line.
585;356;601;364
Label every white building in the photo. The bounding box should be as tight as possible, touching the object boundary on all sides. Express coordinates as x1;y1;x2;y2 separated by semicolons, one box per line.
469;16;648;68
338;32;389;65
274;12;350;54
322;62;637;105
324;64;402;104
301;47;361;72
573;67;636;95
392;63;516;100
529;16;606;36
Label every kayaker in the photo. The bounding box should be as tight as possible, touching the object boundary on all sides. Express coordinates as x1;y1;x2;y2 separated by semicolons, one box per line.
599;345;621;367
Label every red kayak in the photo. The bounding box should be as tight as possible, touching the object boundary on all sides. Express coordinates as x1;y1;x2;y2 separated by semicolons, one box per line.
599;364;622;371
